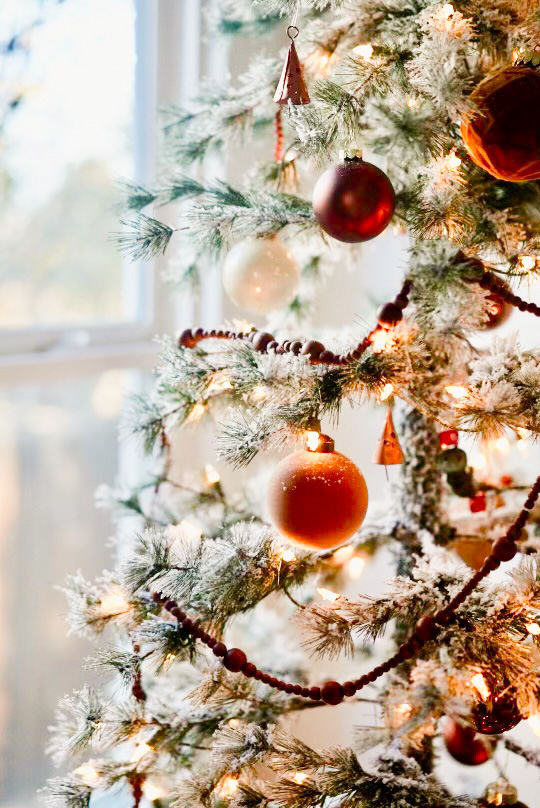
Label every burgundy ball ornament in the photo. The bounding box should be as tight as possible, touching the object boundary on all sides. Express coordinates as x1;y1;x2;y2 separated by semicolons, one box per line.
443;718;496;765
312;150;396;243
266;432;368;550
471;687;522;734
461;66;540;182
483;289;512;330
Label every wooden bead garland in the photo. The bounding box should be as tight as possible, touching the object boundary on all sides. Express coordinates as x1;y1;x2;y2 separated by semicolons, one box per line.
152;476;540;707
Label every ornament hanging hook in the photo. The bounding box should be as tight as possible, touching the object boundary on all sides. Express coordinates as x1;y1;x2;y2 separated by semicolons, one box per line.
287;25;299;41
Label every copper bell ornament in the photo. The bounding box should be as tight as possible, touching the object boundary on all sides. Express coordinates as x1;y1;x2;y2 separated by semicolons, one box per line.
373;408;405;465
274;26;310;106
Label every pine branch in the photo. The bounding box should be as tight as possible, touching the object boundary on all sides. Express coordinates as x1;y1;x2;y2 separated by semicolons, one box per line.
115;214;174;261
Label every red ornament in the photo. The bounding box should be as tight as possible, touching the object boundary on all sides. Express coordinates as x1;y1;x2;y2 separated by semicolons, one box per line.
443;718;496;765
274;28;310;106
483;290;512;329
461;66;540;182
439;429;459;449
469;492;487;513
312;152;395;243
266;434;368;549
471;688;522;734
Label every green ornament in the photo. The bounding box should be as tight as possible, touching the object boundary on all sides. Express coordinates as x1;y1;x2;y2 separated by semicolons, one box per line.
437;447;467;473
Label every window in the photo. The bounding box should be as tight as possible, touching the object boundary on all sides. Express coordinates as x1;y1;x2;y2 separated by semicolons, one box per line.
0;2;222;804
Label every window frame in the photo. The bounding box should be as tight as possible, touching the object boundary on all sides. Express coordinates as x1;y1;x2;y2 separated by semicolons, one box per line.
0;0;218;386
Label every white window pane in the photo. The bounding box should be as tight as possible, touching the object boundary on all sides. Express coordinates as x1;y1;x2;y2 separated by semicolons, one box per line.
0;0;138;330
0;371;139;805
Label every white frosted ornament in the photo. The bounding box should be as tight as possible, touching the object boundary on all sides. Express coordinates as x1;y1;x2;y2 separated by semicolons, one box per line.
222;237;300;313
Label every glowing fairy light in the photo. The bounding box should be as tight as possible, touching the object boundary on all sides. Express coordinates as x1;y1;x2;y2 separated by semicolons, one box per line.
346;556;366;580
332;545;354;564
518;255;536;271
407;96;418;108
442;3;455;18
493;436;511;454
97;591;129;617
305;47;338;77
291;772;309;784
306;431;321;451
215;775;239;799
207;371;234;395
370;328;395;354
526;622;540;636
73;764;100;788
163;653;176;671
279;547;296;563
317;587;340;603
187;402;207;424
178;519;203;542
352;43;373;60
379;383;395;401
471;673;491;701
446;152;461;170
445;384;469;400
143;780;166;801
470;453;487;471
203;464;221;487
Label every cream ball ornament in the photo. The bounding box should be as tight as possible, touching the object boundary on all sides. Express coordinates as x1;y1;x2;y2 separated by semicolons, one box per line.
222;236;300;314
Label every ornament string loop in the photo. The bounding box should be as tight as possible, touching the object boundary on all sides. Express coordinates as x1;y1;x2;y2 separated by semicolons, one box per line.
287;25;300;40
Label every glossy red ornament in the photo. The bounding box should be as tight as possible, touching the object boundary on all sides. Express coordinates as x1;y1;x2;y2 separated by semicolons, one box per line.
471;688;522;734
443;718;496;765
439;429;459;449
266;435;368;549
484;290;512;329
461;66;540;182
312;153;395;243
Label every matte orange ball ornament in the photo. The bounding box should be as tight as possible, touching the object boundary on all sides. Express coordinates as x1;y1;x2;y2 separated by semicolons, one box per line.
266;434;368;550
461;66;540;182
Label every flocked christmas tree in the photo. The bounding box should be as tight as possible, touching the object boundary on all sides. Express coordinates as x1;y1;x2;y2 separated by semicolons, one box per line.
45;2;540;807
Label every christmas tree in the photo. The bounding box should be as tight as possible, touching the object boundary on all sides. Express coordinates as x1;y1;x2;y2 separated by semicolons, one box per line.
45;2;540;807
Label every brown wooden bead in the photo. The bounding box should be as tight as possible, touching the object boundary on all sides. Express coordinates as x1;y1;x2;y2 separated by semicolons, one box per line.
378;302;403;328
397;641;415;660
267;341;279;351
223;648;247;672
309;686;321;701
285;684;295;694
164;600;176;612
318;350;336;363
301;340;325;359
212;642;227;658
171;607;185;620
290;340;303;354
252;332;275;352
182;618;193;630
206;638;217;649
343;681;356;697
492;537;517;562
321;681;344;705
292;685;303;696
242;662;257;677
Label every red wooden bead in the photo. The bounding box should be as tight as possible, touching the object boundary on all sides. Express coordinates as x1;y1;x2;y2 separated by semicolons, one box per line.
292;685;303;696
212;642;227;658
320;681;344;705
469;492;487;513
164;600;176;612
178;328;196;348
439;429;459;449
309;686;321;701
242;662;257;677
415;615;437;642
223;648;247;673
343;681;356;697
301;687;311;698
318;350;336;363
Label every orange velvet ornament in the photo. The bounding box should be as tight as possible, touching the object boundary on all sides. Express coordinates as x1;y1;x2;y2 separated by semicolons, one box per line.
461;66;540;182
266;436;368;550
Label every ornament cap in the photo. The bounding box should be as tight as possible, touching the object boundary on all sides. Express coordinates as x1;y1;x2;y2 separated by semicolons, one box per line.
373;408;405;465
512;45;540;68
339;148;363;161
306;431;335;453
